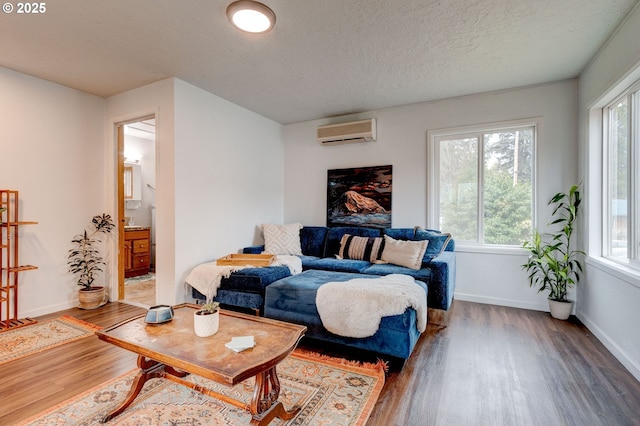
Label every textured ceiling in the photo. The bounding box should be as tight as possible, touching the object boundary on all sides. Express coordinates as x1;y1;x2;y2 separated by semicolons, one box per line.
1;0;638;124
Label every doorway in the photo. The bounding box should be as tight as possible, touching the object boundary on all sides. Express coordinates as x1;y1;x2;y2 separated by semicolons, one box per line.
117;117;156;306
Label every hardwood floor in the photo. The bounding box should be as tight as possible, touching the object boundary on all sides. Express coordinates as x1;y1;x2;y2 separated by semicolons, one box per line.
2;301;639;425
368;302;640;426
0;303;146;425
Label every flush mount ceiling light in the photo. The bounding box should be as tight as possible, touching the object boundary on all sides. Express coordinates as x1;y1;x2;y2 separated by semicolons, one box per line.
226;0;275;33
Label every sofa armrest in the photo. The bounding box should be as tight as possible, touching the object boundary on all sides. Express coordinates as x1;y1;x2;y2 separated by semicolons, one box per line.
243;245;265;254
426;251;456;310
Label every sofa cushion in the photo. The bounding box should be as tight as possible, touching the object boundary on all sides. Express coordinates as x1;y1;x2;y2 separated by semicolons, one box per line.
413;227;452;263
300;226;329;257
263;223;303;255
362;263;432;282
337;234;385;263
303;257;372;273
299;254;321;269
213;289;265;311
384;228;415;240
218;266;291;293
325;227;383;258
380;235;428;270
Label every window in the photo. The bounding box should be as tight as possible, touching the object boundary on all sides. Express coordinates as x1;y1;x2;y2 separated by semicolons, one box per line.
603;80;640;265
432;122;535;247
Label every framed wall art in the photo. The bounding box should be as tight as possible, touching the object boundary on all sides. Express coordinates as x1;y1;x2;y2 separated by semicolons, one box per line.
327;165;392;228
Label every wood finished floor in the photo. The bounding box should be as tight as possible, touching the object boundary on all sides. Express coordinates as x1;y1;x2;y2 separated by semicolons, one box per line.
1;300;639;425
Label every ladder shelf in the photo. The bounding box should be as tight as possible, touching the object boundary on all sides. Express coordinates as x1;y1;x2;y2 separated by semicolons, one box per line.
0;190;38;332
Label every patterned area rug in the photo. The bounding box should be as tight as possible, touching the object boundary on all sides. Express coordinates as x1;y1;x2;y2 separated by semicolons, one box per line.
0;315;101;365
18;349;386;425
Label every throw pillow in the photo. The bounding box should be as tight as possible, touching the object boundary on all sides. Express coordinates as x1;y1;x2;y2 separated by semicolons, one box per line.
413;227;452;262
337;234;385;263
262;223;303;255
380;235;428;270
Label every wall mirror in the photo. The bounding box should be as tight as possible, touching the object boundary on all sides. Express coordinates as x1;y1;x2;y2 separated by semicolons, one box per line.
124;163;142;201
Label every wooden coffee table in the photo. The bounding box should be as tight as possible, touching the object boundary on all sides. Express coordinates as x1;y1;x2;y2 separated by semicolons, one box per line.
96;303;306;425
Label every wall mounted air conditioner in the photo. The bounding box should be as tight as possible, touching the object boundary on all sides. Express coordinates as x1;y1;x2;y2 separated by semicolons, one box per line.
317;118;376;144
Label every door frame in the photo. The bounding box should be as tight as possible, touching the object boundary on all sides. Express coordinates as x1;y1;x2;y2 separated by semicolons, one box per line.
116;114;155;301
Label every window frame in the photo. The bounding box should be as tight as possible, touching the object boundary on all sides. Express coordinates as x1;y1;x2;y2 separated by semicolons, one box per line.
602;79;640;268
428;118;539;250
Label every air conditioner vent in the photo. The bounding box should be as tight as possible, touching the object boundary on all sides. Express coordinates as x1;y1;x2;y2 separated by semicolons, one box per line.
317;119;376;144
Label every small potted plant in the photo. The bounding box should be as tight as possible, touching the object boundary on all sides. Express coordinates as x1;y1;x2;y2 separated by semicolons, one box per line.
67;213;116;309
522;184;584;320
194;300;220;337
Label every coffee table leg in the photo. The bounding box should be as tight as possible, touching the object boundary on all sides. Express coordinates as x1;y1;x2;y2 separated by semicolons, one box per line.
249;367;300;425
101;356;167;423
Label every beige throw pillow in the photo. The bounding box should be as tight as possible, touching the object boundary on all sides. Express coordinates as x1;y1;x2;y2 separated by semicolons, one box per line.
262;223;303;255
380;235;428;270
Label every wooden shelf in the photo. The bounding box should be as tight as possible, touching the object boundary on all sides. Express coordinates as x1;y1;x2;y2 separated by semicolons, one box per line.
7;265;38;272
0;317;37;331
0;190;38;332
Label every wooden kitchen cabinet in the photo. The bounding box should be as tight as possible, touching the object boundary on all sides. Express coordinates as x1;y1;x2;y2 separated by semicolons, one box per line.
124;228;150;278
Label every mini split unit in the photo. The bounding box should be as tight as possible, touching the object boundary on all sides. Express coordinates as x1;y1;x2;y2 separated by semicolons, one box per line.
317;118;377;144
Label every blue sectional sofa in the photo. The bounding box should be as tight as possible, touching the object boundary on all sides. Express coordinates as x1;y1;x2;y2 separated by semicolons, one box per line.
191;225;455;362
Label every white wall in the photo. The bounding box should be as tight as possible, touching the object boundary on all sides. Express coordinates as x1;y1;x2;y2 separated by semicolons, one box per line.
283;80;578;311
107;78;284;305
0;67;105;317
106;78;176;305
173;79;284;303
578;2;640;380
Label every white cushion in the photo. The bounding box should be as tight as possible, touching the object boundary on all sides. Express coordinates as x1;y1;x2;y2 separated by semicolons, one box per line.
380;235;428;270
262;223;303;255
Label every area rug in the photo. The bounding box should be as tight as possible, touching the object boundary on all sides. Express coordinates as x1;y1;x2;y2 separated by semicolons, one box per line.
124;279;156;306
124;272;154;285
17;349;386;426
0;315;101;365
125;273;156;306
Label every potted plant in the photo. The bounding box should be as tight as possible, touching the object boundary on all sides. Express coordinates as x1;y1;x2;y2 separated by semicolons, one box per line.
193;300;220;337
522;184;584;320
67;213;116;309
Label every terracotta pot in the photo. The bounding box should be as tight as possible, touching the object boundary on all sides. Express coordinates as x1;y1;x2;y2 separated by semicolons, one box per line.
194;309;219;337
548;299;573;320
78;286;107;310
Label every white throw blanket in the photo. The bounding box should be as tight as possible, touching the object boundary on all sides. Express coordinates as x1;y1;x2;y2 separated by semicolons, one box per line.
315;274;427;338
185;255;302;301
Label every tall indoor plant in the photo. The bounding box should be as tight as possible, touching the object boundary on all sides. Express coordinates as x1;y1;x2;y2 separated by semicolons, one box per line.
522;184;584;320
68;213;116;309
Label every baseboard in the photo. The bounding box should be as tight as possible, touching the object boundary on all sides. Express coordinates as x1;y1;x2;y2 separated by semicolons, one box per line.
577;310;640;382
453;292;549;312
21;300;77;319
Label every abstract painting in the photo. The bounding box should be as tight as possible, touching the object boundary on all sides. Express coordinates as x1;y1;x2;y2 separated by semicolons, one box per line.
327;165;392;228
